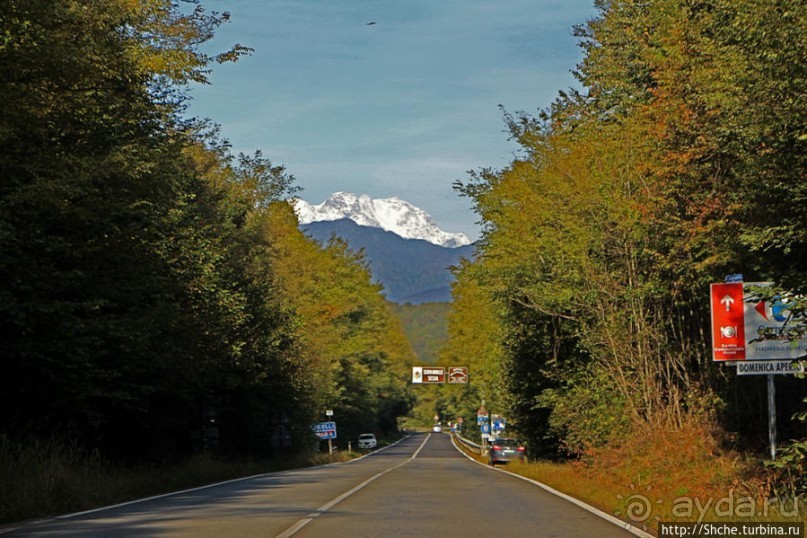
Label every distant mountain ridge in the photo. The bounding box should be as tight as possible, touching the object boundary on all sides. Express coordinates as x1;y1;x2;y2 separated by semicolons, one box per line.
293;192;471;248
301;219;474;304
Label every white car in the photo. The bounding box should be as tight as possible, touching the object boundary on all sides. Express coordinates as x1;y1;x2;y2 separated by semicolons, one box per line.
432;423;442;433
357;433;377;449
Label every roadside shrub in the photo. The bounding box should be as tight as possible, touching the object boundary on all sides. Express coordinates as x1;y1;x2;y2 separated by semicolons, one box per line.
0;434;326;524
765;397;807;501
0;435;107;522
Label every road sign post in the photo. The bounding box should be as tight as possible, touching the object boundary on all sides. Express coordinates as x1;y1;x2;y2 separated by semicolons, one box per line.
314;421;337;455
477;404;488;429
710;282;746;360
737;361;805;375
492;414;506;433
710;280;807;459
768;375;777;460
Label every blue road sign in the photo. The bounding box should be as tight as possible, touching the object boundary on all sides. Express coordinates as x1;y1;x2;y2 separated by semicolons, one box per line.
481;423;491;434
314;421;337;439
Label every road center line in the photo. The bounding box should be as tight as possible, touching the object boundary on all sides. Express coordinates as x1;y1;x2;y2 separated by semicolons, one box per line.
411;432;430;459
275;435;431;538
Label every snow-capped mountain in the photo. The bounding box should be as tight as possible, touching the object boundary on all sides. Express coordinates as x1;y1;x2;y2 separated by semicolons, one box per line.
301;219;475;303
292;192;471;248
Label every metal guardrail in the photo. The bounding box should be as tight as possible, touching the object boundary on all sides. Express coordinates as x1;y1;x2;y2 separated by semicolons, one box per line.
452;432;483;455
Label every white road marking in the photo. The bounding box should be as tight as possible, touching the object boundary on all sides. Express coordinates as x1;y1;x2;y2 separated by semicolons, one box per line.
275;434;431;538
449;435;653;538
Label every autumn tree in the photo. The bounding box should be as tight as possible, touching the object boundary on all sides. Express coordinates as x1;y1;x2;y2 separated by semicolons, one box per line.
452;0;806;458
261;202;415;442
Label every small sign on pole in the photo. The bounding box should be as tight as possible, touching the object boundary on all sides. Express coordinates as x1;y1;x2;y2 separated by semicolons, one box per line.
710;282;746;360
477;404;488;425
710;279;807;461
313;421;337;439
737;361;805;376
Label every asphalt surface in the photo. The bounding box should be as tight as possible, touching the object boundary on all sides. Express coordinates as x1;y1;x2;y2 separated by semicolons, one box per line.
1;433;639;537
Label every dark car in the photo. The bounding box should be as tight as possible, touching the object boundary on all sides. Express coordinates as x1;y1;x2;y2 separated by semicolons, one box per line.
488;438;526;465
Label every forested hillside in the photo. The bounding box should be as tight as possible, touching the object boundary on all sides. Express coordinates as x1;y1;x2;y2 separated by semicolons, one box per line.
391;303;451;364
0;0;413;468
443;0;807;494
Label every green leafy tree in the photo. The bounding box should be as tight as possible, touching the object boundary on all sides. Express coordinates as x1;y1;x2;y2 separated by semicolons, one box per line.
0;0;306;462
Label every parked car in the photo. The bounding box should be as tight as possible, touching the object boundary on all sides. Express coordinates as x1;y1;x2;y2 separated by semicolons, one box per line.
488;438;526;465
357;433;377;449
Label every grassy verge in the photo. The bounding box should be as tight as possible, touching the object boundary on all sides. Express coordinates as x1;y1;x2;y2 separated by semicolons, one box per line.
0;436;352;525
456;426;806;533
508;459;803;533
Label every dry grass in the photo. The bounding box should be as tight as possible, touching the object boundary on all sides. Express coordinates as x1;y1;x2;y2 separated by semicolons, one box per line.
0;436;352;525
499;424;806;532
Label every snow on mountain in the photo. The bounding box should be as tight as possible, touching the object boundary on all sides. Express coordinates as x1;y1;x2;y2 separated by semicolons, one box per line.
292;192;471;248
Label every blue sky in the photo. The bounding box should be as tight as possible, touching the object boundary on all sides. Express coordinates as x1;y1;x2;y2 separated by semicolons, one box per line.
187;0;598;240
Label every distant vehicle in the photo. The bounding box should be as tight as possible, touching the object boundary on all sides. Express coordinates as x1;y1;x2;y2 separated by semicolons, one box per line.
358;433;377;449
432;423;442;433
488;438;526;465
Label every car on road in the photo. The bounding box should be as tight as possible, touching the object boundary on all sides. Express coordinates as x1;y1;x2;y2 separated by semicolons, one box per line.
432;423;442;433
488;438;526;465
357;433;377;449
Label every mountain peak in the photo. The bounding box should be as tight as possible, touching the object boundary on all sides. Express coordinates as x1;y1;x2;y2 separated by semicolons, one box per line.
292;192;471;248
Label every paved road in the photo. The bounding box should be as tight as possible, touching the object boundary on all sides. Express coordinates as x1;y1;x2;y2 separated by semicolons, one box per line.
2;433;638;537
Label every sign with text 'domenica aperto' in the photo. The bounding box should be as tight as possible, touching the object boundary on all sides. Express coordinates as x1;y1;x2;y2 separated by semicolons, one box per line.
711;281;807;363
737;360;805;376
412;366;445;384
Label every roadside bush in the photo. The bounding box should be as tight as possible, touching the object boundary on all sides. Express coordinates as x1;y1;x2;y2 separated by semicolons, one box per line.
0;435;108;522
0;435;327;524
765;397;807;501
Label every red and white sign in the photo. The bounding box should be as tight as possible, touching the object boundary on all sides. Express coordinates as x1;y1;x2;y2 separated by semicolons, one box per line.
710;282;746;360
